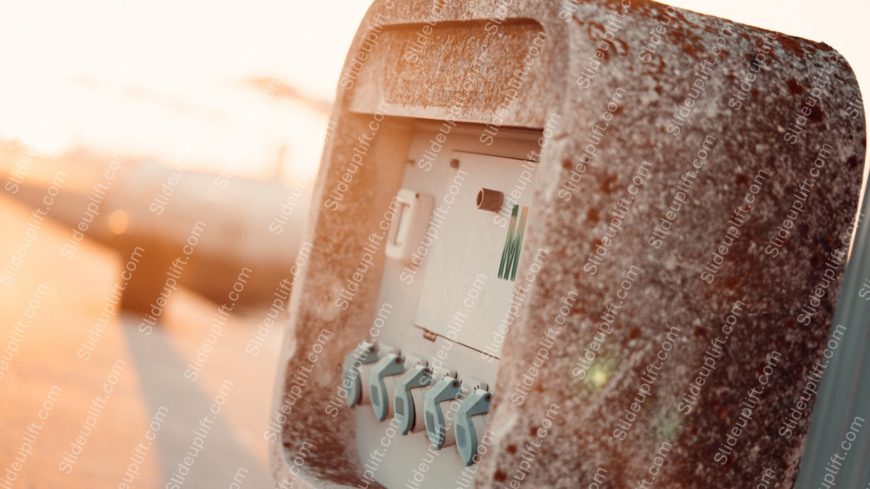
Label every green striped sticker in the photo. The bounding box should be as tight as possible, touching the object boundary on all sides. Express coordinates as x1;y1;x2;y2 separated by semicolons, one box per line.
498;205;528;281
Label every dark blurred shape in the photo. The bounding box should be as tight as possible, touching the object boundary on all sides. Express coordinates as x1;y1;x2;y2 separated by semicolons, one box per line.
1;144;308;318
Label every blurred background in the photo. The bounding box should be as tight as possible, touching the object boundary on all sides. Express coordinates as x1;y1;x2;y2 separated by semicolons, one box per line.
0;1;370;487
0;1;867;488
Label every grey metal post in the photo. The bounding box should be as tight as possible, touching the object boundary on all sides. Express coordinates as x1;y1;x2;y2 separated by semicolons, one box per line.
796;199;870;488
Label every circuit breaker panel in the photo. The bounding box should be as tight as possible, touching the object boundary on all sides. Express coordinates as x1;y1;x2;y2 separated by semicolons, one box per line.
341;123;540;488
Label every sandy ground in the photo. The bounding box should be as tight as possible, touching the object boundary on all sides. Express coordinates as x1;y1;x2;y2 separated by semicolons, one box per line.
0;194;283;488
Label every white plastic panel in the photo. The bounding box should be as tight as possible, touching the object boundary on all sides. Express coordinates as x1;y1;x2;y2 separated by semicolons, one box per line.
413;151;534;358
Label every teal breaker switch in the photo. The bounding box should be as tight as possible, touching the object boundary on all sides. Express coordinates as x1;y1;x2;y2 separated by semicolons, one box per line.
369;351;406;421
394;361;433;435
341;341;379;408
455;384;492;466
423;372;462;449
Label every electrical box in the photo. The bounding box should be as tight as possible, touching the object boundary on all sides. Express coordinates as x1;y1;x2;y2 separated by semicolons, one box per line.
271;1;866;488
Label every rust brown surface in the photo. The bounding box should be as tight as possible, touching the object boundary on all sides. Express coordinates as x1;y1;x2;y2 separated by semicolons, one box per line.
272;1;866;487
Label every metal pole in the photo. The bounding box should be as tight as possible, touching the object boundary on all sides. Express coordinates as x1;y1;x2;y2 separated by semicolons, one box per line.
796;194;870;488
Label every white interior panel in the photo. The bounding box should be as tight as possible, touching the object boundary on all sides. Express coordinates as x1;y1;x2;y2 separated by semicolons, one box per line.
354;124;540;489
414;151;534;357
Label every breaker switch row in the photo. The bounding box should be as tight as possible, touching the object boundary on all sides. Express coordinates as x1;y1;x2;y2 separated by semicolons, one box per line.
341;341;491;466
